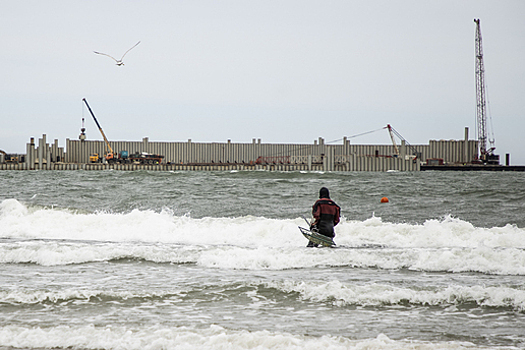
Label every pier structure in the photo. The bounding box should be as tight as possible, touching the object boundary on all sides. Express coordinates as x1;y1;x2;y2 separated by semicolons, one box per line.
1;127;486;172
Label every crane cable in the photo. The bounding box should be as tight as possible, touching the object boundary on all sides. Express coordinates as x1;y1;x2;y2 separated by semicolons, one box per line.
262;126;389;158
326;126;387;144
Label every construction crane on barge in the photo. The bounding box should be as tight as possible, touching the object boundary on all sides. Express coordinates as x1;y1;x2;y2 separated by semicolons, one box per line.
474;19;499;164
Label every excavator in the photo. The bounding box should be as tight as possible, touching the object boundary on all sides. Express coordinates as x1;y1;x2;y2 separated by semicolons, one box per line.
82;98;117;163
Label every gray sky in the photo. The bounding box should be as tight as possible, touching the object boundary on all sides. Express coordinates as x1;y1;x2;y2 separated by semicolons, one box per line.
1;0;524;164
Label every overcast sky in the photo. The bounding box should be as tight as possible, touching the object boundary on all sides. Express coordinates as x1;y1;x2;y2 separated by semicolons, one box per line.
1;0;524;164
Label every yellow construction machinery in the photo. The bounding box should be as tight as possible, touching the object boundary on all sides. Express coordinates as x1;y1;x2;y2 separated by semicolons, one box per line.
82;98;117;163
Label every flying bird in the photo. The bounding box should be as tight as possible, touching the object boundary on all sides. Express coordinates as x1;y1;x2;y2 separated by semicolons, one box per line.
93;41;141;66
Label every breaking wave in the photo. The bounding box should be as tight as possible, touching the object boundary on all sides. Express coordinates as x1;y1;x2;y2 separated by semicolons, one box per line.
1;199;525;275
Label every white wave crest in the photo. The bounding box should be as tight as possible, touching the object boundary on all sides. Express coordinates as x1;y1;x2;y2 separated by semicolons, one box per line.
1;199;525;275
338;215;525;249
0;324;500;350
0;241;197;266
3;280;524;312
268;280;525;311
0;198;28;217
0;288;177;305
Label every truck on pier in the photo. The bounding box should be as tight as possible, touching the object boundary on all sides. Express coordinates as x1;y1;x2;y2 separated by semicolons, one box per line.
128;152;164;165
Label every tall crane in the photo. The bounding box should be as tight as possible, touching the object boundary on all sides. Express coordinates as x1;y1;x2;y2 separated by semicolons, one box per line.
82;98;116;162
474;19;498;164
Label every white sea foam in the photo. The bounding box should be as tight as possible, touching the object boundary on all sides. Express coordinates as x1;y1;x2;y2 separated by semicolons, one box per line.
0;288;178;305
2;281;524;312
266;280;525;311
1;199;525;275
0;324;502;350
0;240;198;266
338;215;525;249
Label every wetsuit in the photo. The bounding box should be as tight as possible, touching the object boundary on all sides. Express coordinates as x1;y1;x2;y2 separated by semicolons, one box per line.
311;197;341;238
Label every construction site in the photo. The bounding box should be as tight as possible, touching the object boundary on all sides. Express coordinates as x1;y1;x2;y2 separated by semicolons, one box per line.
1;123;519;171
1;19;521;172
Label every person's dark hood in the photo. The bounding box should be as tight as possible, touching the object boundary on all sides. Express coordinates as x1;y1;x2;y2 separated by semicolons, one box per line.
319;187;330;199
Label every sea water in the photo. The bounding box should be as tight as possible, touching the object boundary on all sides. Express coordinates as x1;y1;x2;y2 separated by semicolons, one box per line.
0;170;524;349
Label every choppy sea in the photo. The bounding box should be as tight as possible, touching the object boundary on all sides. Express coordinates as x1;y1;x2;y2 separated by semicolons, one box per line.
0;170;524;350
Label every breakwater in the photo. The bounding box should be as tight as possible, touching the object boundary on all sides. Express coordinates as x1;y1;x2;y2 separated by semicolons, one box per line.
2;127;485;172
0;157;420;172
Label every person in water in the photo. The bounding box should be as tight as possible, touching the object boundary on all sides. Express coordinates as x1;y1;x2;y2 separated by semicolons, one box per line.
308;187;341;247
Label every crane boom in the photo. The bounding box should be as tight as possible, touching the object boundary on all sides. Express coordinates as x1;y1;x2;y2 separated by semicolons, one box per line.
82;98;115;157
385;124;420;161
386;124;400;156
474;19;488;159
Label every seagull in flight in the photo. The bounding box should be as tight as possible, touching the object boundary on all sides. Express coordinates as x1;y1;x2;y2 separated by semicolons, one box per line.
94;41;141;66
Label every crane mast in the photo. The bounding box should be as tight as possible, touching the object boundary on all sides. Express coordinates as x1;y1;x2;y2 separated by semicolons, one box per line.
474;19;498;164
82;98;116;161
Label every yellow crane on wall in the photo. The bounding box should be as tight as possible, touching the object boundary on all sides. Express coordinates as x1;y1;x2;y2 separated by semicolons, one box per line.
82;98;116;163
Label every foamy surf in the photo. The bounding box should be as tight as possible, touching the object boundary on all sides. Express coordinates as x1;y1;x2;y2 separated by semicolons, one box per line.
2;280;524;312
0;324;506;350
2;171;525;349
1;199;524;275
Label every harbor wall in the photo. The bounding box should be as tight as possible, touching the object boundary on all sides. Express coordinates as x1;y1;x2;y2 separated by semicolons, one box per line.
63;136;477;170
62;139;477;167
0;158;421;172
1;128;480;172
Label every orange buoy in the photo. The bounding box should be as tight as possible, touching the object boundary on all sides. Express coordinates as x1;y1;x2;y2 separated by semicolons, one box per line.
380;197;389;203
